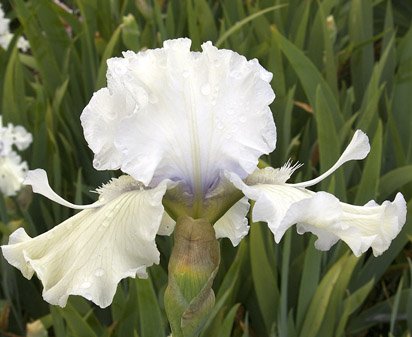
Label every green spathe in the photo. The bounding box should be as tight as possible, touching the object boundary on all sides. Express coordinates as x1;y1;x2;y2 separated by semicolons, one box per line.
164;216;220;337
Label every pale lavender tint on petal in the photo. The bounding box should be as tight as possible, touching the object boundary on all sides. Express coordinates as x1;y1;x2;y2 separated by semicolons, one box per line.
81;38;277;198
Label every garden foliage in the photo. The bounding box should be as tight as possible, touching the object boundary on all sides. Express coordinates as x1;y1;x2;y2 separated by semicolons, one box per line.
0;0;411;336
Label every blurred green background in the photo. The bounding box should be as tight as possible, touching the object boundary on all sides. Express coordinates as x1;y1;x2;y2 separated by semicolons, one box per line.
0;0;412;336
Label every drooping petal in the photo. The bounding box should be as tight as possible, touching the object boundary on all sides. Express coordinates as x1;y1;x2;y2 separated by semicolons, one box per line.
1;179;169;308
290;130;370;188
214;197;250;246
293;192;406;256
82;38;276;197
23;169;100;209
229;172;312;240
229;171;407;256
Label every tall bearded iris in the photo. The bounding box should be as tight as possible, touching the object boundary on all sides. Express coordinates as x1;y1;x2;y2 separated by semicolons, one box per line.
1;39;406;316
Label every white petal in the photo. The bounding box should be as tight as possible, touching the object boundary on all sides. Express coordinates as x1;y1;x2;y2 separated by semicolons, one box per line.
82;38;276;197
0;151;28;196
81;87;135;171
290;130;370;188
23;169;100;209
11;125;32;151
229;173;312;241
231;171;407;256
17;36;30;52
214;197;250;246
294;192;407;256
1;181;169;308
157;212;176;236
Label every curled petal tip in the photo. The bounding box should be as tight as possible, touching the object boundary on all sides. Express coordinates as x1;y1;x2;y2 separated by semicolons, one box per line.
290;130;371;188
394;192;407;228
23;169;99;210
23;168;45;187
345;130;370;161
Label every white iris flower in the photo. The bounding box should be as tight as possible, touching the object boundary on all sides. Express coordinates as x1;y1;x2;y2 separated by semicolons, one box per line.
1;38;406;308
0;117;32;196
0;3;29;52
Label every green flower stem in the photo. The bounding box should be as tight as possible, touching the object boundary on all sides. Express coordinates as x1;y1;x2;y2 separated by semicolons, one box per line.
164;216;220;337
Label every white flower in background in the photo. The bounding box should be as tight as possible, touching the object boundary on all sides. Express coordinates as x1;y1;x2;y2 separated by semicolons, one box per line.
1;38;407;309
0;117;32;196
0;3;29;52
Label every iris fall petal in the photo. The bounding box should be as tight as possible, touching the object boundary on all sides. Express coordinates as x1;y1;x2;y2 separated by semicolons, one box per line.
229;130;407;256
2;178;169;308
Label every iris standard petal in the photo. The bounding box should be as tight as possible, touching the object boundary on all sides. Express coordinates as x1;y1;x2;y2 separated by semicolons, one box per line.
80;87;135;171
81;38;276;198
1;179;169;308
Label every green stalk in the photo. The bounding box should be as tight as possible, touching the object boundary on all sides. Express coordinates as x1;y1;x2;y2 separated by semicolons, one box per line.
164;216;220;337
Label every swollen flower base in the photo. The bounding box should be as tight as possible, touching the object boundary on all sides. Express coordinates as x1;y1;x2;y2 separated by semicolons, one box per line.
1;39;406;336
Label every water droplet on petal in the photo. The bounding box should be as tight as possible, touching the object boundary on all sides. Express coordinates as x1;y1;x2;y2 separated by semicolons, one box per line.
240;115;247;123
217;122;224;130
81;281;91;289
93;159;101;169
182;70;189;78
127;104;140;118
149;94;158;104
230;71;241;79
106;111;118;120
227;108;235;116
201;83;211;95
115;64;127;75
137;91;149;106
95;269;105;277
244;162;256;171
158;57;167;68
256;109;264;115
